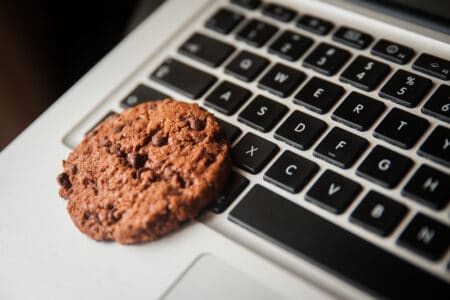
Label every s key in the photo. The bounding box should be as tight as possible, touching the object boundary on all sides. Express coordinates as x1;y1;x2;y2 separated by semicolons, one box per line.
238;95;288;132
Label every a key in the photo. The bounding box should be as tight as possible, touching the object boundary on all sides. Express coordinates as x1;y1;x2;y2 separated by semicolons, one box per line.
179;33;235;67
314;127;369;169
333;26;373;49
332;92;386;131
306;170;362;214
417;126;450;167
422;85;450;123
238;95;288;132
236;19;278;48
294;77;345;114
231;0;262;10
373;108;429;149
402;164;450;210
209;172;249;213
150;59;217;99
215;118;242;143
340;56;391;91
398;213;450;261
356;145;413;188
86;111;116;135
379;70;432;108
204;81;252;115
268;30;313;61
274;110;327;150
371;39;414;65
120;85;169;108
257;63;306;98
303;43;351;76
296;15;333;36
413;53;450;81
264;150;319;193
231;133;279;174
350;191;408;237
205;8;244;34
225;50;270;82
262;3;296;22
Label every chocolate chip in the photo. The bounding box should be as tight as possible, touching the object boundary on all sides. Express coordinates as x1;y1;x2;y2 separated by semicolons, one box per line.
71;165;78;175
186;117;205;131
113;125;124;133
109;144;126;157
151;132;167;146
127;153;147;169
57;172;72;189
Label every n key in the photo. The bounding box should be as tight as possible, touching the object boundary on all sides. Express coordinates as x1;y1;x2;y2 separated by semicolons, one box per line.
258;63;306;98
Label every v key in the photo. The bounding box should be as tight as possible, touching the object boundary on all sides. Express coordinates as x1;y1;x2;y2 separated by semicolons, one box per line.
328;183;341;196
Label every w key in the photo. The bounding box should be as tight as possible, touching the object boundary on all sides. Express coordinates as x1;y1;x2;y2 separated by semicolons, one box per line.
258;63;306;98
340;56;390;91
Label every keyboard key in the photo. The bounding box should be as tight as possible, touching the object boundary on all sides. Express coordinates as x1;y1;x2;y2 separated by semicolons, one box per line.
232;133;279;174
238;95;288;132
332;92;385;131
209;172;249;213
356;145;413;188
215;118;242;143
231;0;261;10
204;81;251;115
236;19;278;48
374;108;429;149
303;43;351;76
179;33;235;67
314;127;369;169
418;126;450;167
258;63;306;97
264;150;319;193
205;8;244;34
402;165;450;210
306;170;361;214
371;39;414;65
150;59;217;99
268;30;313;61
333;26;373;49
294;77;345;114
262;3;296;22
422;85;450;123
379;70;432;108
296;15;333;36
413;53;450;81
120;84;168;108
398;213;450;261
229;185;449;299
86;111;116;135
274;110;327;150
225;50;270;82
350;191;408;237
340;56;391;91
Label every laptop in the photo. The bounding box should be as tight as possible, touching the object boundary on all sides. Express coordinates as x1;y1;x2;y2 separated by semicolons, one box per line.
1;0;449;298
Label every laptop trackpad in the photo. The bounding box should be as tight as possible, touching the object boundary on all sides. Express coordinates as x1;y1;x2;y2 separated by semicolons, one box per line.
161;254;284;300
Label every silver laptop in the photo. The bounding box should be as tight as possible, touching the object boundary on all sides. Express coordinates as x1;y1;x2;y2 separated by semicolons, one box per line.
1;0;449;299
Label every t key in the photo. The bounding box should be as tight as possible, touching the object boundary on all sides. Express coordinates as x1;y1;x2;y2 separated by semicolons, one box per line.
340;56;390;91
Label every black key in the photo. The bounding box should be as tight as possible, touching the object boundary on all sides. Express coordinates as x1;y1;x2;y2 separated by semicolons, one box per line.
332;92;386;131
371;39;414;65
340;56;391;91
264;150;318;193
413;53;450;81
231;133;279;174
379;70;432;108
231;0;261;10
86;111;116;135
215;118;242;143
333;26;373;49
262;3;296;22
179;33;235;67
205;8;244;34
296;15;333;36
204;81;251;115
209;172;249;213
350;191;408;237
356;145;413;188
306;170;361;214
314;127;369;169
303;43;351;76
268;30;313;61
418;126;450;167
398;213;450;261
402;164;450;210
236;19;278;48
120;84;168;108
422;85;450;123
257;63;306;98
274;110;327;150
238;95;288;132
374;108;429;149
150;58;217;99
225;50;270;82
229;185;449;299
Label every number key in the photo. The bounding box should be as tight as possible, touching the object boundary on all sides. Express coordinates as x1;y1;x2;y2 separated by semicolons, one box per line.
340;56;391;91
303;43;351;76
236;19;278;48
268;30;313;61
422;85;450;123
205;8;244;34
